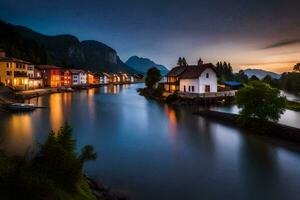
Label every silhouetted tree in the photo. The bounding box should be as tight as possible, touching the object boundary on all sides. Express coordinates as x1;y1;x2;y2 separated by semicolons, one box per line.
294;63;300;72
145;67;162;88
177;57;182;66
182;57;188;66
250;75;260;81
198;57;203;65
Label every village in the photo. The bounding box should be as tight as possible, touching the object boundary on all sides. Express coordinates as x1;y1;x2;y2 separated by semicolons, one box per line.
0;49;142;91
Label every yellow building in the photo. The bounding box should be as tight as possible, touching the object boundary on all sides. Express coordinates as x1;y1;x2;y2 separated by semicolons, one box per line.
0;50;30;90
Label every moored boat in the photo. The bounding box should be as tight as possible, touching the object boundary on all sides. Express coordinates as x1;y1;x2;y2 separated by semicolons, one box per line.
6;103;36;112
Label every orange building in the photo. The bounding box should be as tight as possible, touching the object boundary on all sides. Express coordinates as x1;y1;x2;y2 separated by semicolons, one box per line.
36;65;63;88
63;69;72;87
87;72;94;85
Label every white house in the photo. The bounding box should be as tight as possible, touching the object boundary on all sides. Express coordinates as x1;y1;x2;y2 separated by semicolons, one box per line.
79;70;87;85
165;62;218;94
71;69;87;85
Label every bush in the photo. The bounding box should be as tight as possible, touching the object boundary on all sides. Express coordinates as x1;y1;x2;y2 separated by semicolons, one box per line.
236;81;286;122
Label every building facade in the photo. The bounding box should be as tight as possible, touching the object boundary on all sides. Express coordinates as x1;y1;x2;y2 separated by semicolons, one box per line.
164;63;218;94
36;65;63;88
28;65;43;89
0;50;30;90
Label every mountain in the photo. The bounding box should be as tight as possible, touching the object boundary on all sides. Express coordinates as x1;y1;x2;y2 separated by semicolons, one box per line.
0;19;137;73
243;69;281;80
125;56;169;75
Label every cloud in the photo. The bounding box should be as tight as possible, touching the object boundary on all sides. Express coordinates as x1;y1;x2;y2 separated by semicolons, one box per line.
263;38;300;49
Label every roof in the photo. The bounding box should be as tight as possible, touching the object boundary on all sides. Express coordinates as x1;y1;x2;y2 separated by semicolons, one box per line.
0;56;31;64
166;66;186;77
36;65;61;70
70;69;86;74
222;81;242;86
180;64;216;79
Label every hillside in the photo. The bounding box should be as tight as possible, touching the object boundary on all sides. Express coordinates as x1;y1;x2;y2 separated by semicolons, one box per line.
243;69;281;80
0;19;137;73
126;56;169;75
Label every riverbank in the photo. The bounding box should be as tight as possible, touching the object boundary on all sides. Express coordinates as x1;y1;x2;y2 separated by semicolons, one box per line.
194;110;300;143
137;87;236;106
286;100;300;111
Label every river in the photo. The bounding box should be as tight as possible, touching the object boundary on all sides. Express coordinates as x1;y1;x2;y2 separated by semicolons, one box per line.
0;83;300;200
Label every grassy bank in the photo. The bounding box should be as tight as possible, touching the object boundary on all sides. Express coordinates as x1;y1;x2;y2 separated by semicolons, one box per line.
286;100;300;111
194;110;300;143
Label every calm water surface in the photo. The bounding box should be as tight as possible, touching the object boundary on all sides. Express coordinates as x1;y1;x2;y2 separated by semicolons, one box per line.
0;84;300;200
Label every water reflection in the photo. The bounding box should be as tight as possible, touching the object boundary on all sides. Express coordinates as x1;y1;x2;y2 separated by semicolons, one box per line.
1;114;33;155
0;84;300;200
239;136;280;200
49;94;64;132
164;105;178;144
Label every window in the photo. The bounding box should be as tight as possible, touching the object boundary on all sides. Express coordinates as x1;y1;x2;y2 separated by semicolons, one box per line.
192;86;195;92
206;73;209;78
6;63;9;68
183;85;186;92
188;86;191;92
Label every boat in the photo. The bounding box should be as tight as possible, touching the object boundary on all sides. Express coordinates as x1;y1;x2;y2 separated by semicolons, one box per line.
6;103;36;112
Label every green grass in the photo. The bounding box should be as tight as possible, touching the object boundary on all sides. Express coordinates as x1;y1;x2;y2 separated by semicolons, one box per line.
286;100;300;111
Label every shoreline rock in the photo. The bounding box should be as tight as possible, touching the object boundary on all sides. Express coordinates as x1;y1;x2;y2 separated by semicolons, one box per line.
84;175;129;200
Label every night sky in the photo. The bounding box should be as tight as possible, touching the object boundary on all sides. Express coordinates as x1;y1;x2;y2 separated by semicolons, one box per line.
1;0;300;72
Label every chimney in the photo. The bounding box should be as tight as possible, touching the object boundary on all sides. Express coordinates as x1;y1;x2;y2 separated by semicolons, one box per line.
0;49;6;58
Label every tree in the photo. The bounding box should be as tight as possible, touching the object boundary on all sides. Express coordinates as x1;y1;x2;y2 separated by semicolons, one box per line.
236;81;286;122
234;70;248;83
182;57;188;66
198;57;203;65
177;57;182;66
57;121;75;154
250;75;259;81
262;75;272;84
79;145;97;163
145;67;161;89
294;63;300;72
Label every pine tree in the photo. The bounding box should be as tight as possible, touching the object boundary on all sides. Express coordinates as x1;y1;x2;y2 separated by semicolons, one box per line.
177;57;182;66
57;121;75;154
182;57;188;66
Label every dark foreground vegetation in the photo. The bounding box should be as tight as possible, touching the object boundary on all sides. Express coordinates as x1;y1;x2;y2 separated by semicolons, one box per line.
0;122;100;200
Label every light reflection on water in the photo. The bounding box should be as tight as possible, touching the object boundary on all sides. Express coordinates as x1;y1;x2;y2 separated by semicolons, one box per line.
0;84;299;199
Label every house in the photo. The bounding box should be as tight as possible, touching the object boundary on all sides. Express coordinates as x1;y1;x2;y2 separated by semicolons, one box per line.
118;72;129;83
36;65;63;88
102;72;110;84
92;73;101;85
87;72;94;85
28;65;43;89
164;62;217;93
109;73;120;83
0;50;30;90
70;69;87;86
63;69;72;87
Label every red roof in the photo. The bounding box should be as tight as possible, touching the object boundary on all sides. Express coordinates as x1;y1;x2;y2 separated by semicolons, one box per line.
166;63;216;79
180;63;216;79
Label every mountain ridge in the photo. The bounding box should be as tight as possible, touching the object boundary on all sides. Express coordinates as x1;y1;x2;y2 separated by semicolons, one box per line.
243;68;281;80
0;19;138;73
125;56;169;75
